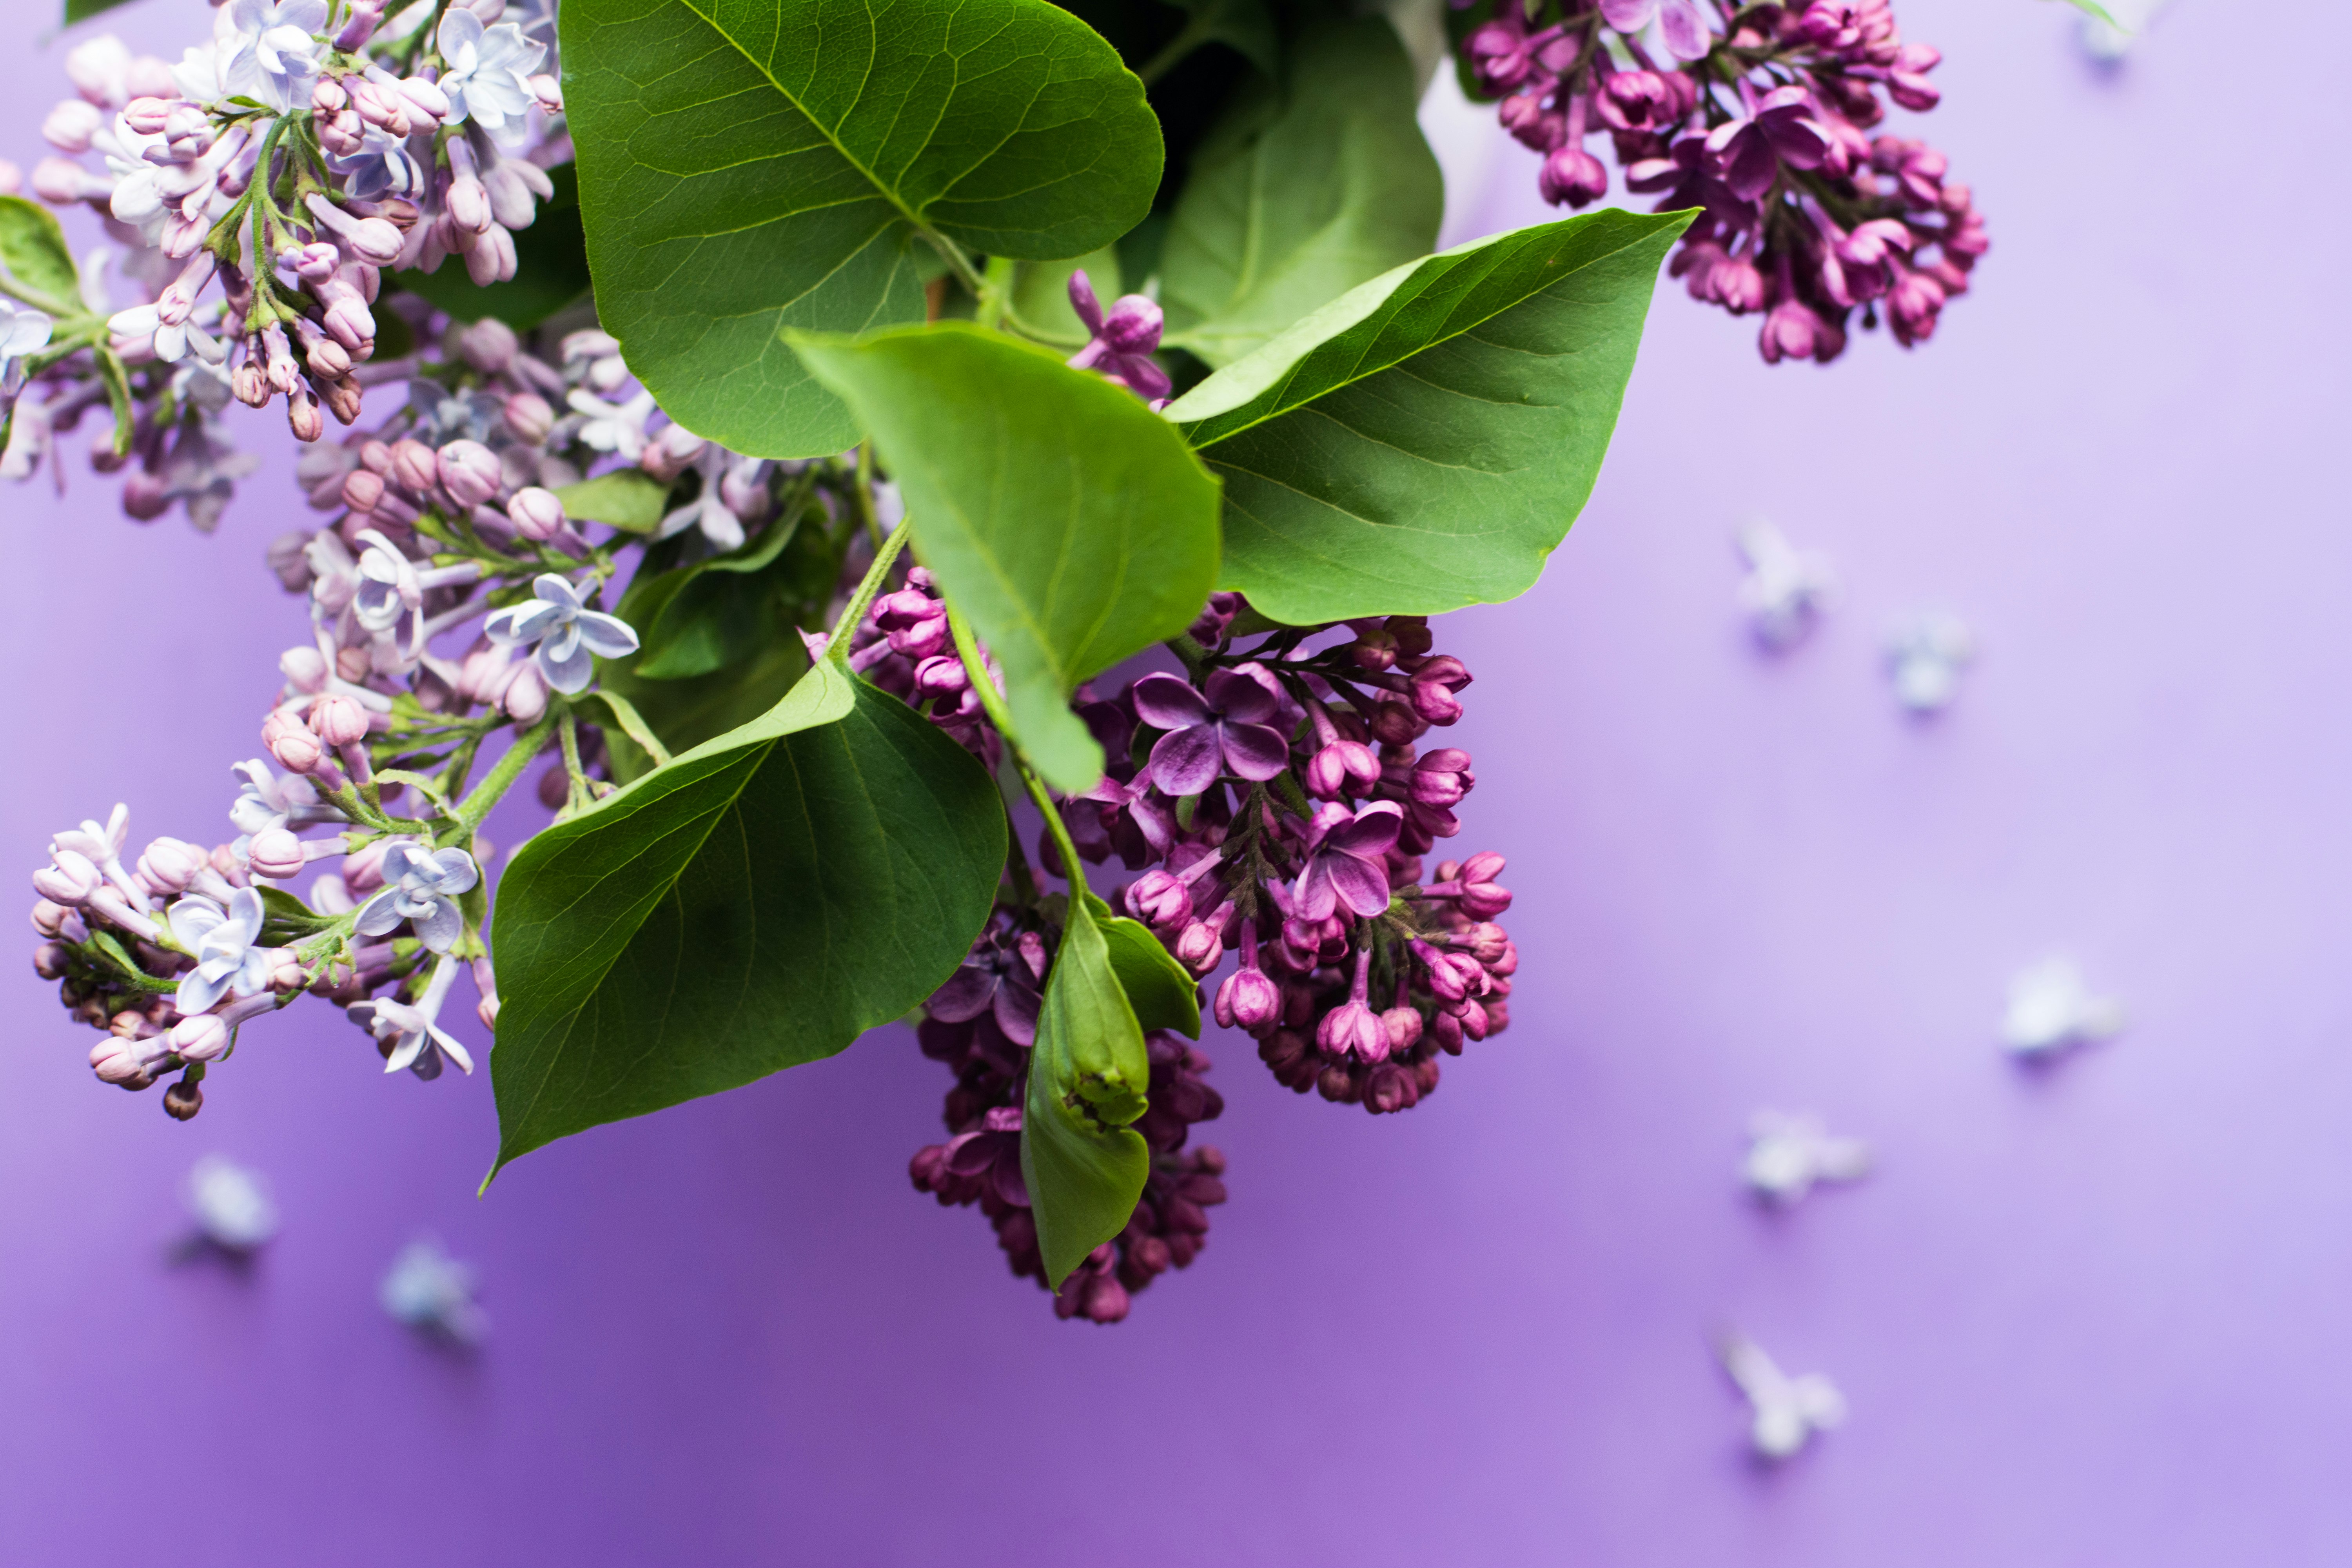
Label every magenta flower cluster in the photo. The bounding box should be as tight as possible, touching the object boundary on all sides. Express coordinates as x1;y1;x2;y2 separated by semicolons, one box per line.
1457;0;1986;363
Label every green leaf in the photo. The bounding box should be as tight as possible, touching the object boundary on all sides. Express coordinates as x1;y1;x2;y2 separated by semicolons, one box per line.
393;163;592;330
1165;208;1693;625
1020;892;1152;1288
2057;0;2121;24
95;348;131;459
1159;19;1442;368
594;559;810;781
554;469;671;534
633;511;807;679
1157;0;1279;78
488;660;1005;1174
563;0;1164;459
792;323;1221;791
1086;894;1201;1038
0;196;83;315
1009;248;1121;348
64;0;135;20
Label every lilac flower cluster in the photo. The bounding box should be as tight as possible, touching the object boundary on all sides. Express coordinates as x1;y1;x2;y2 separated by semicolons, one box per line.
4;5;564;521
1457;0;1986;362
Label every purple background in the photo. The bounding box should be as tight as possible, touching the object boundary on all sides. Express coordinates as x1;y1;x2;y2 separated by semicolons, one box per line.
6;0;2345;1561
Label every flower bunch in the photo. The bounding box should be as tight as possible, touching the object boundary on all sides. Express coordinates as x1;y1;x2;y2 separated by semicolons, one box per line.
1454;0;1986;361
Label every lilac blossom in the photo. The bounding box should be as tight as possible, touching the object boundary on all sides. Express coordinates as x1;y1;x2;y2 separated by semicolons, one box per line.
168;886;275;1013
567;388;654;461
927;927;1046;1046
483;573;640;694
0;300;53;396
353;843;480;953
1293;800;1403;921
220;0;328;113
348;955;475;1077
436;9;546;138
1129;667;1290;796
1600;0;1714;60
230;759;319;837
1065;270;1170;401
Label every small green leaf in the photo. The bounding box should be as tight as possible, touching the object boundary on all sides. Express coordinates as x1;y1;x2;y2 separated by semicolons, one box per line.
95;348;132;459
1166;208;1693;625
1091;897;1201;1039
64;0;136;21
564;0;1164;459
1159;18;1442;368
394;164;592;330
633;512;806;679
1021;891;1152;1288
1159;0;1279;78
567;689;673;768
553;468;671;534
792;323;1222;791
488;661;1005;1175
593;570;812;782
0;195;84;315
2058;0;2121;25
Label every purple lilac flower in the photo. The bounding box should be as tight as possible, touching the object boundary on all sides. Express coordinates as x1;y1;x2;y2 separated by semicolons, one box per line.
1065;271;1171;401
1130;667;1290;796
1293;800;1403;921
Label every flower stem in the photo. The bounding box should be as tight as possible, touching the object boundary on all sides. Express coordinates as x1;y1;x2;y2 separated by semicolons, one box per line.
944;601;1092;901
448;710;559;838
826;521;912;667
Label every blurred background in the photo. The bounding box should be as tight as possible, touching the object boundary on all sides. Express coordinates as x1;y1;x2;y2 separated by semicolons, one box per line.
9;0;2352;1561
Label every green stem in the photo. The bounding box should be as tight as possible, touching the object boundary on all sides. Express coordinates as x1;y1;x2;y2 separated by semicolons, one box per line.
976;254;1018;332
917;228;989;298
1138;16;1212;86
945;602;1091;898
449;710;559;837
828;522;913;666
850;443;882;552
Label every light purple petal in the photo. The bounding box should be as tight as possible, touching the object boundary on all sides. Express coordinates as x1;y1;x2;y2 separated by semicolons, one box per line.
176;969;230;1014
1292;862;1338;923
1129;672;1212;731
428;849;479;895
1659;0;1713;58
413;898;463;952
572;610;639;659
1147;724;1224;797
1067;270;1106;337
539;640;595;695
168;897;225;949
379;843;424;884
1599;0;1655;28
928;966;996;1023
352;887;405;936
429;1027;475;1074
1324;853;1393;918
532;573;583;612
383;1029;426;1074
224;886;265;945
1218;721;1291;782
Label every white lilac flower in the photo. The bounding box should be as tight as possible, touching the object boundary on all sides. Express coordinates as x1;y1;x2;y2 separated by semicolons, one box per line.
2001;956;2123;1057
655;445;747;551
305;530;361;619
231;758;318;837
381;1233;488;1342
1885;612;1975;714
354;842;480;952
330;124;427;202
168;886;274;1013
1734;520;1833;650
352;528;421;637
436;8;547;138
220;0;328;113
1719;1331;1845;1460
171;41;226;104
0;299;54;396
566;387;654;461
51;803;147;909
348;954;474;1077
186;1155;279;1251
1742;1111;1872;1205
483;573;640;693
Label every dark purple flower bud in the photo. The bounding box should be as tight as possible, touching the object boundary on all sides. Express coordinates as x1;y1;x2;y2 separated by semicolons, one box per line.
1123;869;1192;931
1410;748;1475;808
1499;95;1563;152
1381;1005;1424;1055
1368;701;1426;746
1214;964;1280;1034
1465;16;1532;92
1408;677;1464;727
1363;1062;1415;1114
1174;920;1222;976
1317;998;1386;1062
1430;1009;1464;1055
1305;739;1379;802
1539;145;1609;209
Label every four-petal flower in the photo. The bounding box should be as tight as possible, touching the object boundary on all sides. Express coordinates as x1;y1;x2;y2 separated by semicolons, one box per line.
483;574;639;694
354;843;481;952
169;886;276;1013
1293;800;1403;921
1131;666;1292;797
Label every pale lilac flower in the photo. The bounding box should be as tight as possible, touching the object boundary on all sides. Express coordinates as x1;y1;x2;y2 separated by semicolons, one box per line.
354;843;480;952
2001;957;2122;1057
220;0;328;112
147;416;258;530
170;42;226;104
187;1155;279;1250
168;886;274;1013
1742;1111;1872;1204
348;954;474;1076
1599;0;1714;60
380;1233;487;1341
1719;1331;1845;1460
483;573;639;693
1884;612;1973;714
1129;667;1290;795
0;299;53;396
655;444;747;550
1735;521;1832;650
329;124;427;202
436;8;546;138
231;758;319;838
1293;800;1403;921
352;528;422;638
566;387;654;461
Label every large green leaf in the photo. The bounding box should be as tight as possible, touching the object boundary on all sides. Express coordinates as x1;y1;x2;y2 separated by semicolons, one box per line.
1159;19;1441;368
394;163;592;331
488;659;1005;1174
1164;208;1693;625
633;506;817;680
1021;892;1151;1288
563;0;1164;459
792;323;1221;791
0;196;83;316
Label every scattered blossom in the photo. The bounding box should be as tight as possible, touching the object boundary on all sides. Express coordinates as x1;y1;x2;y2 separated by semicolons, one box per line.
1743;1111;1872;1204
1719;1331;1846;1459
2002;956;2123;1057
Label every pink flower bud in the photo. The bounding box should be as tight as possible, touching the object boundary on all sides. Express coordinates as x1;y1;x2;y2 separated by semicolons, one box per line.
33;941;70;980
389;438;439;494
171;1013;231;1062
265;711;325;774
912;653;968;700
455;316;518;374
1539;146;1609;209
1174;920;1222;976
342;468;385;514
32;900;70;936
463;223;518;287
309;695;369;751
1317;998;1387;1062
349;80;410;137
503;392;554;445
287;385;325;444
42;100;102;153
1214;965;1280;1034
527;73;563;113
1381;1005;1424;1054
91;1035;156;1084
390;74;451;125
342;840;391;894
136;837;206;895
448;173;494;236
34;851;102;906
506;486;566;542
436;439;502;508
312;78;350;114
122;472;171;521
247;827;307;881
503;662;548;723
1305;739;1379;801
